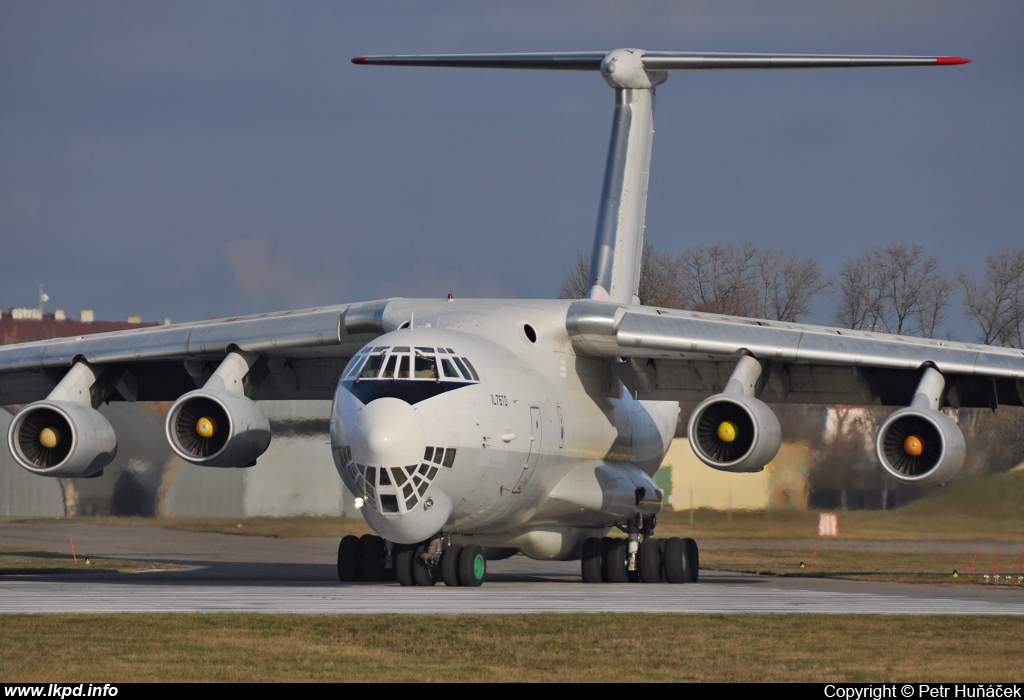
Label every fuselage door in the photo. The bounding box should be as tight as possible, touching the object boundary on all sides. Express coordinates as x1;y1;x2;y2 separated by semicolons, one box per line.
511;406;543;494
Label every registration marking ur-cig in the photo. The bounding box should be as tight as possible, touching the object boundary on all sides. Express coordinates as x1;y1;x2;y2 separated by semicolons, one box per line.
824;685;1022;699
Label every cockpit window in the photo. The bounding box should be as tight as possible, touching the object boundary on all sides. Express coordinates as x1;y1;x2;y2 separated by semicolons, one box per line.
350;344;480;385
358;353;384;379
414;355;438;379
452;357;470;379
461;358;480;381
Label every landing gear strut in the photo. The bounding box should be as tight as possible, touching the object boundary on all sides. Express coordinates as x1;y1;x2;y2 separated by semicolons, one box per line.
580;515;699;584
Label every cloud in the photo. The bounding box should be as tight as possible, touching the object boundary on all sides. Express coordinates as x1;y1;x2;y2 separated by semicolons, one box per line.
376;260;516;300
223;236;346;308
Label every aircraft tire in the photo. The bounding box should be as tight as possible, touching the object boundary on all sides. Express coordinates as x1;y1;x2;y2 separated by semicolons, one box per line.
602;538;629;583
359;534;386;582
657;538;668;582
663;537;688;584
458;544;486;587
683;538;699;583
638;537;661;583
441;544;463;587
412;544;438;586
580;537;603;583
394;544;417;587
337;535;361;582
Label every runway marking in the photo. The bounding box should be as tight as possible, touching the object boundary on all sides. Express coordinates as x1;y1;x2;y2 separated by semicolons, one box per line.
2;580;1023;615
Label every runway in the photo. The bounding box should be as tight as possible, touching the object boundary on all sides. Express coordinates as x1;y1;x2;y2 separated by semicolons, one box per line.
2;522;1023;615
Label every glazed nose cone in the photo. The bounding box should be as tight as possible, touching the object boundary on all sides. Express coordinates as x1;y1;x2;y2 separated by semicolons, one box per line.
352;398;425;467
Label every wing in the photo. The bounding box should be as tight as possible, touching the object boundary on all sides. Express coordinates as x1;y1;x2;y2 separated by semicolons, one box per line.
0;300;394;477
567;299;1024;484
0;300;393;404
567;299;1024;408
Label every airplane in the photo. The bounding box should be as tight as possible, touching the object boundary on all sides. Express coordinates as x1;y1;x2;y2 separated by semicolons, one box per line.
3;48;1019;588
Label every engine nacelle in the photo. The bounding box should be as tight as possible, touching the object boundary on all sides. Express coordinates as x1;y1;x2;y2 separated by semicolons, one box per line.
687;393;782;473
875;407;965;485
166;390;270;468
7;400;117;478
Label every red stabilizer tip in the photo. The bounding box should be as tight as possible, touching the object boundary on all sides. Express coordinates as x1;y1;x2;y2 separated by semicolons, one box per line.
936;56;971;65
352;56;367;64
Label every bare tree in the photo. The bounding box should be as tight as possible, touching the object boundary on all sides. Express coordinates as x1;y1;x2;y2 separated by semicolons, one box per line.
752;249;831;322
559;242;688;307
834;243;951;338
558;251;590;300
637;244;685;307
678;242;761;316
561;241;829;322
958;249;1024;347
678;243;829;321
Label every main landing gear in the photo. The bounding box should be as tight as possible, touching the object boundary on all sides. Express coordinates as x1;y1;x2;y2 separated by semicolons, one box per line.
337;534;486;587
581;515;699;584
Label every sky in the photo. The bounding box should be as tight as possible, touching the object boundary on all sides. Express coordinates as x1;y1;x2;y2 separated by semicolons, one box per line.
1;1;1022;338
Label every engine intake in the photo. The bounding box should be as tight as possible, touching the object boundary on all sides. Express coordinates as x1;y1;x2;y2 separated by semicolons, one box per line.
166;390;270;468
7;401;117;478
875;407;964;485
687;393;781;473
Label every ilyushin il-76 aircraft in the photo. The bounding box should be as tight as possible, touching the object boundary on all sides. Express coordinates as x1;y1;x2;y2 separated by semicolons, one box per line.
3;48;1020;588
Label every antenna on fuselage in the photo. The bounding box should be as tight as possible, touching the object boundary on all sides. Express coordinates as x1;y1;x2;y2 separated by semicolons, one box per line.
353;50;968;305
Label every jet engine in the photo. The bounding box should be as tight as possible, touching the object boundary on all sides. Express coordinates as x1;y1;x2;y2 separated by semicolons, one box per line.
687;355;781;473
165;350;271;468
7;400;117;478
875;407;965;485
166;390;270;467
688;392;782;473
874;366;965;485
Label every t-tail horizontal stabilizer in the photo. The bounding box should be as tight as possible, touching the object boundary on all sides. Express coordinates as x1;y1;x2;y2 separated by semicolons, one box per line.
353;49;969;305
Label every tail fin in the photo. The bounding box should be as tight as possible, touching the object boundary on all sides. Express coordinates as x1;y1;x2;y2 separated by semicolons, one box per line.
354;49;968;305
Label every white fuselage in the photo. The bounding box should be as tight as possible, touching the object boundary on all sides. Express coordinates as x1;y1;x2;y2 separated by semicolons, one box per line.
329;299;677;560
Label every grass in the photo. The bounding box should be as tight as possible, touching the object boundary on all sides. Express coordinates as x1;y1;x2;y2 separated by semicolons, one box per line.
7;515;363;539
0;546;181;575
0;613;1021;682
703;547;1024;586
653;506;1024;542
